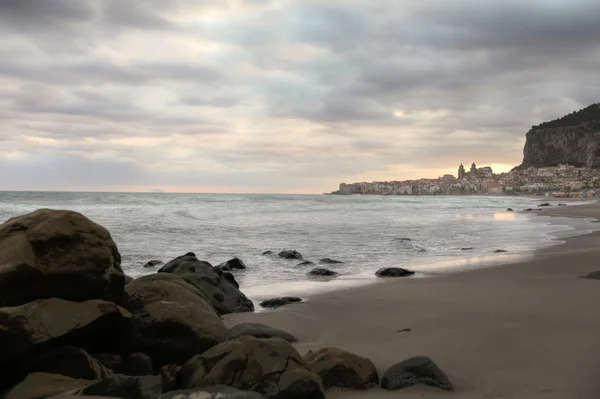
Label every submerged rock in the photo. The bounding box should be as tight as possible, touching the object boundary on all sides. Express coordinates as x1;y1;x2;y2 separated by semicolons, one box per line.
143;260;163;268
308;268;338;277
381;356;453;391
305;347;379;390
375;268;415;277
319;258;343;264
538;203;552;207
460;247;474;251
297;261;315;266
278;250;303;260
261;251;274;256
228;323;298;342
218;257;247;271
494;249;508;253
259;297;303;309
524;208;533;212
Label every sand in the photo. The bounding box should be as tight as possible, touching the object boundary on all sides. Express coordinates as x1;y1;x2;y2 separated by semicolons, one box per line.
225;201;600;398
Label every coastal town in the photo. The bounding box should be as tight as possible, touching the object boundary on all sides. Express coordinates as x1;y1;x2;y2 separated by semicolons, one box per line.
331;163;600;197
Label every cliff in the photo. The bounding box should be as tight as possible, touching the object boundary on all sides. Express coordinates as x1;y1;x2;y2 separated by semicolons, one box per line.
519;103;600;169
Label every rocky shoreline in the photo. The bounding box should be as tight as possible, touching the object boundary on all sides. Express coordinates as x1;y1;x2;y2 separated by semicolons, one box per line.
0;209;450;399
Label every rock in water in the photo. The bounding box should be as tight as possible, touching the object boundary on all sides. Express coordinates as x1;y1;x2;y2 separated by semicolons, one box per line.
305;347;378;390
158;253;254;314
375;268;415;277
218;257;247;271
582;271;600;280
259;297;303;309
506;208;514;212
123;273;228;368
460;247;474;251
261;251;274;256
228;323;298;342
307;268;338;277
77;374;162;399
538;203;552;207
4;373;93;399
297;261;315;266
494;249;508;253
380;356;453;391
160;385;267;399
0;209;125;306
143;260;163;268
319;258;343;264
180;337;324;399
278;250;303;260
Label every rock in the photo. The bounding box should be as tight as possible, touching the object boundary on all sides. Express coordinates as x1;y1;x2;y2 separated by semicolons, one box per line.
161;385;267;399
0;209;125;307
318;258;343;264
5;373;92;399
524;208;533;212
123;273;228;368
95;352;153;376
222;271;239;289
506;208;514;212
460;247;474;251
259;297;303;309
278;250;303;260
143;260;163;268
304;347;378;390
261;251;274;256
180;337;324;399
494;249;508;253
228;323;297;342
160;364;181;393
538;203;552;207
307;268;338;277
297;261;315;266
124;276;134;285
77;374;162;399
582;271;600;280
380;356;453;391
0;298;131;372
375;268;415;277
158;253;254;315
558;203;568;206
218;258;247;271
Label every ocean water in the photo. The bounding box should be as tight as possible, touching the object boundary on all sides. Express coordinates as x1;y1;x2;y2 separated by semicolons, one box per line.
0;192;597;300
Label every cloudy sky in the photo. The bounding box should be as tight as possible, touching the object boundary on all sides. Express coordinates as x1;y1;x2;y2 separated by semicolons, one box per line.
1;0;599;193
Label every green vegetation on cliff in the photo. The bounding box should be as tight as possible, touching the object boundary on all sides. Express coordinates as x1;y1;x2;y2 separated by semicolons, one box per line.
531;103;600;130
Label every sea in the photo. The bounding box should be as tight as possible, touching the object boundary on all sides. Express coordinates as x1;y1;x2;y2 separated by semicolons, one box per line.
0;192;597;302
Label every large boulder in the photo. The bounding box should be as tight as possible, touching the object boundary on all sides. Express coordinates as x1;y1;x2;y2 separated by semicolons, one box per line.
304;348;378;390
228;323;297;342
0;209;124;307
218;258;247;271
180;337;324;399
75;374;162;399
380;356;453;391
278;250;303;260
95;352;154;376
158;253;254;314
123;273;228;368
375;267;415;277
259;297;302;309
161;385;267;399
5;373;92;399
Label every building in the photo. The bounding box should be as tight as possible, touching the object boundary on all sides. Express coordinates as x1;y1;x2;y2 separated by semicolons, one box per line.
458;163;466;179
470;162;477;175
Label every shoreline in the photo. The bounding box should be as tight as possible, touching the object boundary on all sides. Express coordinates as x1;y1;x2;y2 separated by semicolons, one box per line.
226;201;600;398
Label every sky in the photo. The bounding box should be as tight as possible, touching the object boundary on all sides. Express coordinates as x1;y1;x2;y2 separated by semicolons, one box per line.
0;0;599;194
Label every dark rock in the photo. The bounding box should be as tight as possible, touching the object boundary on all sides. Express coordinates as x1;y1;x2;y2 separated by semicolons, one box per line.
278;250;303;260
77;374;162;399
0;298;131;374
375;268;415;277
506;208;514;212
0;209;125;307
259;297;303;309
123;273;228;369
524;208;533;212
305;347;378;390
261;251;274;256
228;323;297;342
460;247;474;251
380;356;453;391
307;268;338;277
161;385;267;399
160;364;181;393
4;373;92;399
396;237;412;242
95;352;153;376
180;337;324;399
494;249;508;253
222;271;239;289
582;271;600;280
143;260;163;268
124;276;134;285
319;258;343;264
218;258;247;271
158;253;254;314
297;261;315;266
538;203;552;207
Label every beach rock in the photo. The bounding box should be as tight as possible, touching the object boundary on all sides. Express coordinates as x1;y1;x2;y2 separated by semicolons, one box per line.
304;347;379;390
228;323;298;342
538;203;552;207
259;297;303;309
0;209;125;307
123;273;228;368
278;250;303;260
77;374;162;399
143;260;163;268
124;275;134;285
582;271;600;280
95;353;153;376
308;268;338;277
506;208;514;212
160;364;181;393
218;258;247;271
460;247;474;251
261;251;274;256
319;258;343;264
180;337;324;399
297;261;315;266
0;298;131;371
380;356;453;391
158;253;254;314
160;385;267;399
494;249;508;253
4;373;93;399
375;268;415;277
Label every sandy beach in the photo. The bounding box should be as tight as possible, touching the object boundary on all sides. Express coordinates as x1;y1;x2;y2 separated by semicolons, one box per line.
226;201;600;398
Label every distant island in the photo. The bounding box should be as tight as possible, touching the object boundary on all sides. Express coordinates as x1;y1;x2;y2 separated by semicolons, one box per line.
330;103;600;197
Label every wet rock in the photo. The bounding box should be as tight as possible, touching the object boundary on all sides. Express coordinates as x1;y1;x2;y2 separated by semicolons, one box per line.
524;208;533;212
582;271;600;280
278;250;303;260
160;364;181;393
381;356;453;391
218;258;247;271
506;208;514;212
143;260;163;268
5;373;92;399
375;268;415;277
228;323;298;342
180;337;324;399
77;374;162;399
319;258;343;264
95;352;153;376
160;385;267;399
297;261;315;266
158;253;254;314
307;268;338;277
538;203;552;207
494;249;508;253
305;347;379;390
259;297;303;309
460;247;474;251
123;273;228;368
261;251;274;256
0;209;125;307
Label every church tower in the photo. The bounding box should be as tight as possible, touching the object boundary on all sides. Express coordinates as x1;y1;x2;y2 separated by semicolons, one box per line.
470;162;477;176
458;163;465;179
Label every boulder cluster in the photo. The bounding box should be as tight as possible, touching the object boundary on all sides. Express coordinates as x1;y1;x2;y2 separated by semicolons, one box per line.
0;209;452;398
